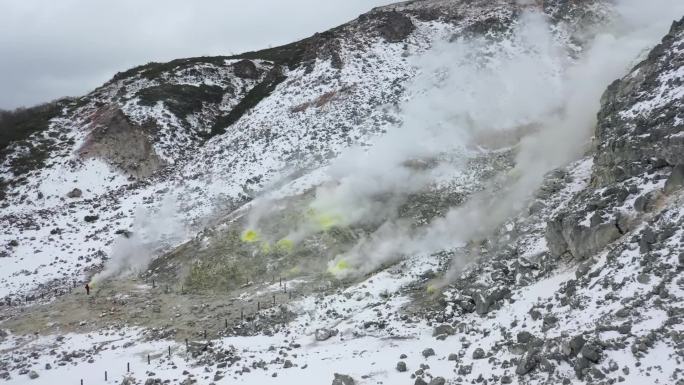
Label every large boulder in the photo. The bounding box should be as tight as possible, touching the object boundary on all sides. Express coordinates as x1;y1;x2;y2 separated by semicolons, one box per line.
376;11;415;42
232;59;260;79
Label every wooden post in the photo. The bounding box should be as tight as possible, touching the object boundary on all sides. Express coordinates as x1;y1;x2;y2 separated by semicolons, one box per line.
224;319;228;328
104;370;108;381
80;380;83;385
168;346;171;357
284;283;287;293
240;309;244;320
257;301;260;311
127;362;130;372
273;294;276;305
185;338;188;350
204;329;207;339
152;280;155;288
279;277;282;287
147;354;150;364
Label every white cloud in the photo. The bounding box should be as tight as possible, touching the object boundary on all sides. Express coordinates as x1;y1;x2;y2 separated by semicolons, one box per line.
0;0;395;109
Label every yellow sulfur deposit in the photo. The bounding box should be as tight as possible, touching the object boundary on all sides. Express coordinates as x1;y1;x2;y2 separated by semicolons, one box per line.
426;285;436;294
260;242;272;254
241;229;260;243
328;259;350;275
307;208;343;230
276;238;294;252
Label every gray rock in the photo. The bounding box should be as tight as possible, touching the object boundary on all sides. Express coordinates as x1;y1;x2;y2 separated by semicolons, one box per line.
376;11;415;43
283;360;293;368
472;348;486;359
232;60;259;79
457;364;472;375
501;375;512;384
332;373;355;385
447;353;458;361
542;314;558;331
315;328;336;341
581;343;602;363
664;165;684;194
28;371;39;380
515;352;538;375
517;331;534;344
66;188;82;198
396;361;407;372
422;348;435;358
574;356;592;378
414;378;428;385
432;324;454;337
428;377;445;385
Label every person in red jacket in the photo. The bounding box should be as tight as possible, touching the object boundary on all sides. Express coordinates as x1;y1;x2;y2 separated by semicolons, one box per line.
85;283;90;295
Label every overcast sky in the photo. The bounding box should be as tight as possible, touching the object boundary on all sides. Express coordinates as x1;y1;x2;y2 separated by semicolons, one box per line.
0;0;396;110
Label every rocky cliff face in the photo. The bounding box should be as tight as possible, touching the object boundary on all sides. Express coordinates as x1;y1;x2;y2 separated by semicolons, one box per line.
547;18;684;261
0;2;682;385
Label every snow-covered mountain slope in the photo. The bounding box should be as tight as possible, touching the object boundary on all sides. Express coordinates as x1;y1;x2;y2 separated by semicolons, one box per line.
1;0;683;385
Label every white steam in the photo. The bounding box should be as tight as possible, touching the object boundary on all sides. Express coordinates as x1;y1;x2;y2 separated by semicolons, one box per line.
92;195;188;282
326;0;684;278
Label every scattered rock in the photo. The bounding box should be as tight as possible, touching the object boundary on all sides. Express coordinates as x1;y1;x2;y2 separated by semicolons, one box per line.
664;164;684;194
232;59;260;79
315;328;337;341
66;188;82;198
332;373;355;385
516;352;539;375
84;215;99;222
432;324;454;337
472;348;486;359
428;377;445;385
517;331;534;344
581;343;602;363
28;371;39;380
377;11;415;43
422;348;435;358
396;361;407;372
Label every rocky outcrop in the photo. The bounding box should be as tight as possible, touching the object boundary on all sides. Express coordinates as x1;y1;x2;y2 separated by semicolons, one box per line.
232;59;260;79
78;107;164;179
546;17;684;259
593;18;684;186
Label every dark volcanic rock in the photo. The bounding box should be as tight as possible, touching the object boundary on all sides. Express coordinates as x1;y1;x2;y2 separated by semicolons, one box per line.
66;188;82;198
377;11;415;42
332;373;355;385
232;59;260;79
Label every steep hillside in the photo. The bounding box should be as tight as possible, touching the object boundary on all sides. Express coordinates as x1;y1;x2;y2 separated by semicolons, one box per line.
0;1;683;385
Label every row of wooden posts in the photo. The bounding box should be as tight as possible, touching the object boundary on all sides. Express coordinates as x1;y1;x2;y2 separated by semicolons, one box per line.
3;273;295;308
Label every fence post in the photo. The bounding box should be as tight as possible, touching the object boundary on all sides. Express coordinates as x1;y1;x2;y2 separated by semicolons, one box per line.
147;354;150;364
257;301;260;311
224;319;228;328
273;294;276;305
127;362;130;372
104;370;107;381
240;309;244;320
203;329;207;339
168;346;171;358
